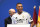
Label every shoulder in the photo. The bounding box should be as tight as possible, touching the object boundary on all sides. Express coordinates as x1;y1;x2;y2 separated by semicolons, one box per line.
5;16;10;21
23;11;30;16
12;13;18;19
12;13;18;17
14;12;18;15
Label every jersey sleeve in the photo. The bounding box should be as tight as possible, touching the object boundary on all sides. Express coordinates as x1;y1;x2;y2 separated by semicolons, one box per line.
26;13;33;23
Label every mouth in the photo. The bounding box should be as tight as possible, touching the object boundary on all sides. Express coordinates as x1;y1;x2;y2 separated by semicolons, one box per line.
20;9;23;11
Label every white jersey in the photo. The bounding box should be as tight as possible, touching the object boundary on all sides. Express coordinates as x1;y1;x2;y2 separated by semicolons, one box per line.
11;11;33;24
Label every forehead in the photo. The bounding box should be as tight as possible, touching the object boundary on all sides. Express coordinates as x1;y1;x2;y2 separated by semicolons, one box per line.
9;10;15;12
12;10;15;12
17;4;22;6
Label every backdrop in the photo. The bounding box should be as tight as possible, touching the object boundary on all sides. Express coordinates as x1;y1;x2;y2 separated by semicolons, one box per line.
0;0;40;27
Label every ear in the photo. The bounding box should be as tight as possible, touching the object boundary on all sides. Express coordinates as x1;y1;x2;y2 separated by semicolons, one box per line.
16;7;17;9
9;12;10;14
22;6;23;8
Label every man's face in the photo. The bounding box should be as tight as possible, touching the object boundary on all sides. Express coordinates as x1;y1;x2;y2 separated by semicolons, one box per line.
9;11;15;16
16;4;23;13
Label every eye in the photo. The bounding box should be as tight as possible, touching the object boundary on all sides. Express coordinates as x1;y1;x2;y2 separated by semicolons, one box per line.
13;12;16;13
20;6;23;7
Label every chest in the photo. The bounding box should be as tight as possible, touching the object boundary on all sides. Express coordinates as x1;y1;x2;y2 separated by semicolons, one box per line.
14;14;28;21
16;14;27;19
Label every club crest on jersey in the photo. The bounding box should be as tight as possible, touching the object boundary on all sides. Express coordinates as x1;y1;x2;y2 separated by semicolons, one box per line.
22;15;24;18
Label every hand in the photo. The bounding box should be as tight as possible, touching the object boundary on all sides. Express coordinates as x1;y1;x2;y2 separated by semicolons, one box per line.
39;6;40;9
33;6;36;9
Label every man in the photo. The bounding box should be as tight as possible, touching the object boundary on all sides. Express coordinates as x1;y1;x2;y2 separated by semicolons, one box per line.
5;9;16;27
12;3;34;27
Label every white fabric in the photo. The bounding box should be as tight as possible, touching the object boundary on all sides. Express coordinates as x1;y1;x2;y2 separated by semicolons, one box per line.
7;24;30;27
11;11;33;24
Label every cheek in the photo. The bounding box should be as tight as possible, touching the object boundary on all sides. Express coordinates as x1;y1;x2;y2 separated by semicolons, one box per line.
17;8;20;9
17;7;20;9
9;14;11;15
13;13;15;14
13;13;15;15
12;13;15;15
22;7;23;9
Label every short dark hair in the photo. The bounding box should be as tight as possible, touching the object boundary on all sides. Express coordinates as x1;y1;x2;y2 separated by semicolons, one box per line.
16;3;22;6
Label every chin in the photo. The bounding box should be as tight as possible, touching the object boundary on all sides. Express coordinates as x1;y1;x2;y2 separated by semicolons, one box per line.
20;11;22;13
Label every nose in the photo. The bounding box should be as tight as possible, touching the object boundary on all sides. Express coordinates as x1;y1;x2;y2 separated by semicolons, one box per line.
20;7;21;8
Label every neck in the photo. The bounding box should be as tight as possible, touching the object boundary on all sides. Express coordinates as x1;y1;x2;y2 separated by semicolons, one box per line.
11;16;12;17
17;11;22;15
